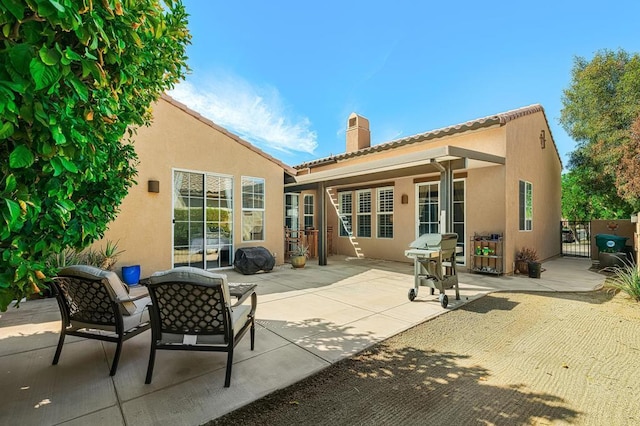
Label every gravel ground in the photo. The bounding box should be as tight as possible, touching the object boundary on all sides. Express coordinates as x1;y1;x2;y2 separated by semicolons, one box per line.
207;289;640;426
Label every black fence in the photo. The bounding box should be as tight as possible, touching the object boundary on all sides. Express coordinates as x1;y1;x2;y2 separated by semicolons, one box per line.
561;221;591;258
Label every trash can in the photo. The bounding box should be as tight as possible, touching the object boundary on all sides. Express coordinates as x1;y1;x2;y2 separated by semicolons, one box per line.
595;234;628;253
528;261;541;278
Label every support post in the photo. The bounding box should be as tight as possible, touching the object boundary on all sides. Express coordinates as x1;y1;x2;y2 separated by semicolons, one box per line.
439;161;454;233
318;182;327;265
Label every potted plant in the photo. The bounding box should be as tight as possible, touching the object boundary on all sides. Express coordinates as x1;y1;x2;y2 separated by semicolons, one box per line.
290;244;309;269
515;247;538;275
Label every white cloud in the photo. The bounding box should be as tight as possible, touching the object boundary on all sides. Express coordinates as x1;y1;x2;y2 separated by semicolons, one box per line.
168;75;317;155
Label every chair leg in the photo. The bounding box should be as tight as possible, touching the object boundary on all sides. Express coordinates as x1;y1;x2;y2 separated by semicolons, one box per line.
250;319;255;351
52;330;66;365
224;347;234;387
110;339;124;376
145;345;156;384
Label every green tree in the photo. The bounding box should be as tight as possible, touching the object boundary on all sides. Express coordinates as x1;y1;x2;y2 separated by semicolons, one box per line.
0;0;190;310
560;49;640;217
562;169;631;220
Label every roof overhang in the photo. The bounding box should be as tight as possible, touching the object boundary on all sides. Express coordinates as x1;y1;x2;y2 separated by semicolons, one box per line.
285;145;505;191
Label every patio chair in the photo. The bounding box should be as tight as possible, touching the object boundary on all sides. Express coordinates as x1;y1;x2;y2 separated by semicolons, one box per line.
144;267;257;387
52;265;151;376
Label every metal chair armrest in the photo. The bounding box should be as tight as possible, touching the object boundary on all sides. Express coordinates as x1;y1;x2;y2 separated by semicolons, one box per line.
229;283;257;307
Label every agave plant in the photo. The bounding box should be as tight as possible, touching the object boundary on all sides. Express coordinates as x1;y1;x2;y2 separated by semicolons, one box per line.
292;244;309;258
606;260;640;302
46;240;124;272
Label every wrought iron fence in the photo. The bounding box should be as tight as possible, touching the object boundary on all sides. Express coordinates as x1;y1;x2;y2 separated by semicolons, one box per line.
561;220;591;258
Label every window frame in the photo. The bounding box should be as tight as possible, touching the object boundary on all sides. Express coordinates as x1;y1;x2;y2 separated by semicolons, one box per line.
303;194;314;229
241;176;265;241
376;187;394;239
338;191;353;237
519;180;533;231
356;189;372;238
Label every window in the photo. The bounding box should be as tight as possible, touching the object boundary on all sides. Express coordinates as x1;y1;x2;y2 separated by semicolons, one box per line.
417;182;439;235
377;187;394;238
453;179;466;264
338;192;353;237
303;194;314;229
173;171;233;269
356;190;372;238
284;193;299;231
519;180;533;231
242;176;265;241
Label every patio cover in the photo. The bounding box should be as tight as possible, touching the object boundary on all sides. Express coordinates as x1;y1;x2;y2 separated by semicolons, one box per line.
285;145;505;265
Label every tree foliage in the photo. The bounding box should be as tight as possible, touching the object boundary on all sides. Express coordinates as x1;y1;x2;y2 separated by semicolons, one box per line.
0;0;190;310
560;49;640;217
561;168;632;221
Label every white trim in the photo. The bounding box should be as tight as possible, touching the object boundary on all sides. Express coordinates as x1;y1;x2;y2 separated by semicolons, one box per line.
171;169;235;270
241;176;266;242
376;186;394;239
414;181;440;239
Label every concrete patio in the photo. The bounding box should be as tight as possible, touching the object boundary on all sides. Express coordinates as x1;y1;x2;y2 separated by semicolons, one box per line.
0;256;605;426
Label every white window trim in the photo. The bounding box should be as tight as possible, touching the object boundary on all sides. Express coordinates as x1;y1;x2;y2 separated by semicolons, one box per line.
519;180;533;232
453;178;466;266
171;168;235;270
303;194;314;229
338;191;353;238
356;189;372;239
241;175;266;242
414;182;440;239
376;187;394;239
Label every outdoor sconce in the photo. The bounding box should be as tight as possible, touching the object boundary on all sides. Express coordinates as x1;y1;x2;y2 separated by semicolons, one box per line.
539;130;546;149
401;194;409;204
148;179;160;193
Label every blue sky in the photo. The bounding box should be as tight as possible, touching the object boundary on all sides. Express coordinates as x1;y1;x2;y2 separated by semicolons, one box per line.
169;1;640;168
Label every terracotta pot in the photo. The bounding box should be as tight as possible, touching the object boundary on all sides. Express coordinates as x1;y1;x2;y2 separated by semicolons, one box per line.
291;255;306;268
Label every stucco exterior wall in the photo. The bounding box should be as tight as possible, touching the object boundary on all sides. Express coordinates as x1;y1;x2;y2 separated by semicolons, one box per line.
96;98;285;279
504;112;562;271
318;109;562;275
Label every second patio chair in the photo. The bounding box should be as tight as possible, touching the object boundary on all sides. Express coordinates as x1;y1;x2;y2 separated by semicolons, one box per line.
144;267;257;387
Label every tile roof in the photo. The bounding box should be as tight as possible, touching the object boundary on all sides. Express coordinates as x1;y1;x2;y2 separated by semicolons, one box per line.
294;104;561;169
160;94;297;176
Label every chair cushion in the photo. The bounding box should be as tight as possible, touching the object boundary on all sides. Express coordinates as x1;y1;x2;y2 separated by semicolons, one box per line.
71;296;151;333
157;304;251;346
149;267;232;308
58;265;138;315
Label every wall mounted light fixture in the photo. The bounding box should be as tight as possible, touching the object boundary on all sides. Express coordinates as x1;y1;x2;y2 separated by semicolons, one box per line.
401;194;409;204
148;180;160;193
539;130;546;149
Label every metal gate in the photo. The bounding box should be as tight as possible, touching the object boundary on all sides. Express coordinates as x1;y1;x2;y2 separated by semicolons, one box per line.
561;220;591;257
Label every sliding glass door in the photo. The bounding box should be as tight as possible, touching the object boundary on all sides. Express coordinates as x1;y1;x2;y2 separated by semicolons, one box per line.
173;171;234;269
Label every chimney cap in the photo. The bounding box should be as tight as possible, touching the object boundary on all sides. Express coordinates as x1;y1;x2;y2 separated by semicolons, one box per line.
347;113;369;129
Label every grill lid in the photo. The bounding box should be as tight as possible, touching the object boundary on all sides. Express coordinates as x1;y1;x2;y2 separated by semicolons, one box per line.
408;233;458;250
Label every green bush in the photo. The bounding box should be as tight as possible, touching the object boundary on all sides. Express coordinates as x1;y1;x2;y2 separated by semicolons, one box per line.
0;1;190;310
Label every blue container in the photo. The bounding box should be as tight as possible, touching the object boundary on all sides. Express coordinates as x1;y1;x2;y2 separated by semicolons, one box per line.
121;265;141;285
595;234;628;252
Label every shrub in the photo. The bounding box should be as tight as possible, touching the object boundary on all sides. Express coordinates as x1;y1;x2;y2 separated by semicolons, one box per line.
516;247;538;262
606;261;640;302
0;1;190;310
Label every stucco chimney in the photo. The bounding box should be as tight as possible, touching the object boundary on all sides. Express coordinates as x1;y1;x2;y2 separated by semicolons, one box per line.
346;113;370;153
